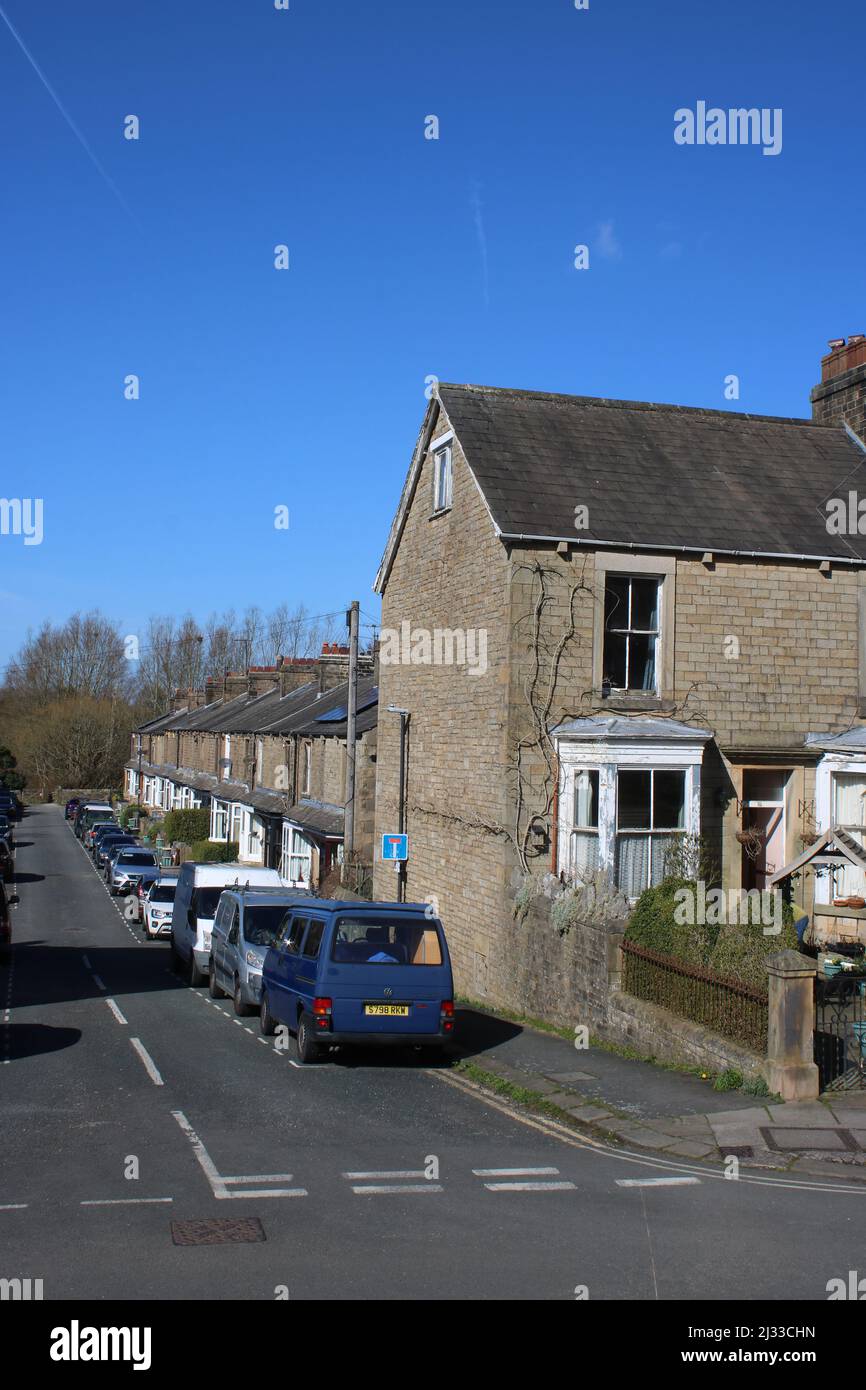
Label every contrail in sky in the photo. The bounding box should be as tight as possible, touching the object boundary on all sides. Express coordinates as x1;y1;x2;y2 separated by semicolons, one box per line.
0;3;137;223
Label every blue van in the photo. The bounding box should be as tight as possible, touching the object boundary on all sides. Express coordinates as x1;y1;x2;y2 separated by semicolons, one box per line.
259;900;455;1063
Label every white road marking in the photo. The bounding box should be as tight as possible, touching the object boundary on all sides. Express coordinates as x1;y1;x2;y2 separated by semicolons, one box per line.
351;1184;443;1195
129;1037;164;1086
473;1166;560;1177
104;998;127;1025
223;1173;296;1184
434;1070;866;1197
484;1180;576;1192
0;1203;28;1210
171;1110;307;1199
80;1197;173;1206
617;1177;701;1188
344;1170;427;1180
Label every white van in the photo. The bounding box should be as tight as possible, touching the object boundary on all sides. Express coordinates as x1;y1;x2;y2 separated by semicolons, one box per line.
170;862;286;985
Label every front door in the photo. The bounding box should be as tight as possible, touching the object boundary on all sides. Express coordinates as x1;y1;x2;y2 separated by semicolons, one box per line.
742;770;788;892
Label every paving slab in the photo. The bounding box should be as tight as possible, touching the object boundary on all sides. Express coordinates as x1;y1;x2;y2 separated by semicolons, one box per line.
766;1103;839;1125
665;1114;714;1136
662;1140;719;1159
546;1071;597;1085
544;1090;587;1109
844;1130;866;1149
564;1104;615;1123
610;1127;676;1150
711;1125;771;1153
706;1106;772;1127
789;1157;866;1181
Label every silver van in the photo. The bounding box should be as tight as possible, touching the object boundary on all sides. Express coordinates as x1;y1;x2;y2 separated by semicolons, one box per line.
209;886;312;1015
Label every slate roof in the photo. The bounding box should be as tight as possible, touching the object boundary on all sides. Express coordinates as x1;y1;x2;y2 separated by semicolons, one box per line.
375;384;866;588
135;678;378;739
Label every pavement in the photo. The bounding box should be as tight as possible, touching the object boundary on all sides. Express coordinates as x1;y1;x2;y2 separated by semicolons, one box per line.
452;993;866;1181
5;803;866;1303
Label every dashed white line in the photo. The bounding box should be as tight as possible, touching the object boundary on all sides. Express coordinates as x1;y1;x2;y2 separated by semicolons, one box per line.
345;1170;428;1180
129;1037;163;1086
483;1180;576;1192
91;973;107;992
104;998;128;1025
617;1177;701;1188
0;1203;28;1211
472;1166;560;1177
351;1184;443;1195
80;1197;173;1206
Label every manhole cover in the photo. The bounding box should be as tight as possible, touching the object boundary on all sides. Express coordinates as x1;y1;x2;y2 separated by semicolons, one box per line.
761;1127;858;1153
722;1146;753;1159
171;1217;266;1246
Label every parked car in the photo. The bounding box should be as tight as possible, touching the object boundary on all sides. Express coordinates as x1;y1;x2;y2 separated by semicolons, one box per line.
209;887;312;1015
142;875;179;940
65;797;82;820
108;847;159;896
0;815;14;851
170;863;286;987
84;819;118;851
259;901;456;1063
0;880;11;961
95;831;137;869
74;803;114;840
0;840;13;884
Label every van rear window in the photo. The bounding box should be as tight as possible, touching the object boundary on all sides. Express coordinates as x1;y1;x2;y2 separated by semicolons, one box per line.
332;918;443;966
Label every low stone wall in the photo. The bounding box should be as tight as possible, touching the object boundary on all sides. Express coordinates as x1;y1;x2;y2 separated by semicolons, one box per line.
486;883;767;1079
486;887;627;1032
601;991;766;1082
52;787;112;807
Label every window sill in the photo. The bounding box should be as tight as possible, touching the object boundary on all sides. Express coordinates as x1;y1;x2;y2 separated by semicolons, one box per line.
429;507;452;520
592;694;675;713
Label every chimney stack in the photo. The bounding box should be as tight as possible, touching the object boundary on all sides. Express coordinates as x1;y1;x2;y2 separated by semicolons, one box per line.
812;336;866;439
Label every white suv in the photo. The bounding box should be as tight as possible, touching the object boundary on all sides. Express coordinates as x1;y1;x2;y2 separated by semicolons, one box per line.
143;876;179;940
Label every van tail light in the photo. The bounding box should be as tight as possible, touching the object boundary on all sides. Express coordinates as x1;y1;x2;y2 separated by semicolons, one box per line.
313;997;332;1030
440;1000;455;1033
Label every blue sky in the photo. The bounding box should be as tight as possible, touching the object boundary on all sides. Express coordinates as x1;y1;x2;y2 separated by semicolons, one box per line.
0;0;863;668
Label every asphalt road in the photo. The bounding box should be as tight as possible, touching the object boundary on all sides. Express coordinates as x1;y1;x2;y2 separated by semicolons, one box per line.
2;806;864;1302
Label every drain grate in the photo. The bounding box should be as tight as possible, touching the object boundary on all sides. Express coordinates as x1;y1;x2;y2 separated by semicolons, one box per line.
721;1146;753;1159
171;1217;266;1246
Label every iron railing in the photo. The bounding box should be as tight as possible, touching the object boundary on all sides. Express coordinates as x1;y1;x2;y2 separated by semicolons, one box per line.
622;939;768;1053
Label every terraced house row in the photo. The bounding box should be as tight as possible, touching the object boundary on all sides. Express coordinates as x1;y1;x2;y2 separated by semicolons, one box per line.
125;645;377;890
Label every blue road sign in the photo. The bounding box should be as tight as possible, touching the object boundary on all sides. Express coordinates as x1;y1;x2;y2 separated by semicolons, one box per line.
381;832;408;861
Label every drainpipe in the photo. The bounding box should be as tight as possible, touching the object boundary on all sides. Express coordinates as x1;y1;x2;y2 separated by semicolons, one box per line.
387;706;410;904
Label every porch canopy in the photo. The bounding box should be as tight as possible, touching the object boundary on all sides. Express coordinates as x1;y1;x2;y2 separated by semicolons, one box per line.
768;824;866;887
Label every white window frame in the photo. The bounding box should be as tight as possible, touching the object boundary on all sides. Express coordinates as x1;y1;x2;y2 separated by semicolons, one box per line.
816;753;866;903
256;738;264;786
433;443;453;514
280;823;313;887
210;799;229;843
222;735;232;781
303;742;312;796
556;732;705;901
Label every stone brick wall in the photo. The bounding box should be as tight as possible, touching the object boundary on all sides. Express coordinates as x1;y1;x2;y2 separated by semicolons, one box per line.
373;403;513;994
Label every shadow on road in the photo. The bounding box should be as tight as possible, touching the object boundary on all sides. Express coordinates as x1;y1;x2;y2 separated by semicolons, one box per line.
5;1022;81;1061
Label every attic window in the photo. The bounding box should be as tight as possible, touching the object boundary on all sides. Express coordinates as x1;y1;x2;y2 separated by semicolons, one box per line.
433;444;452;513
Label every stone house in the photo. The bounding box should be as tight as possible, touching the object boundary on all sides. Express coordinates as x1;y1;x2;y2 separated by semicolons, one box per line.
125;646;377;889
371;341;866;1005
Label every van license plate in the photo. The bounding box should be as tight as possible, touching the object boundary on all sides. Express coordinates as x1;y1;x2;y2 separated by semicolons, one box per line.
364;1003;410;1017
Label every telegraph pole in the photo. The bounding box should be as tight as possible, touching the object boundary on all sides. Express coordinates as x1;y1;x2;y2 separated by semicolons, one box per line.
343;600;360;875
